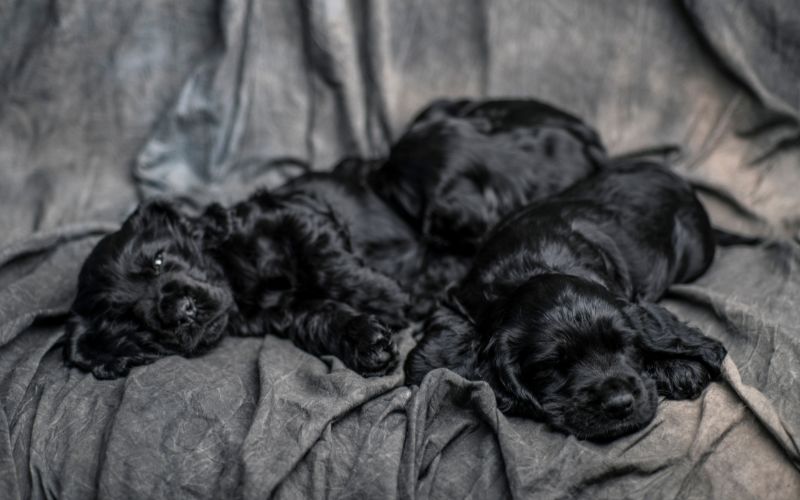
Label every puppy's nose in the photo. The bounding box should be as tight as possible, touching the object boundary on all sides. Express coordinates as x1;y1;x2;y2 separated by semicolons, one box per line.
598;378;635;417
601;390;634;417
176;297;197;324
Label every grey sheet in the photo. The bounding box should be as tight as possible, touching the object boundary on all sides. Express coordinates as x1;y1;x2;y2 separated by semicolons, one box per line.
1;1;799;498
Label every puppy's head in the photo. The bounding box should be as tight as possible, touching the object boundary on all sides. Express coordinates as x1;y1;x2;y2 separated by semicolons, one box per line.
479;274;724;441
65;200;234;379
376;116;488;227
378;116;515;251
378;102;606;251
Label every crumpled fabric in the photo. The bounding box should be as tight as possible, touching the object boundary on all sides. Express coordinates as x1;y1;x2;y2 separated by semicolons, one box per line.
1;1;799;498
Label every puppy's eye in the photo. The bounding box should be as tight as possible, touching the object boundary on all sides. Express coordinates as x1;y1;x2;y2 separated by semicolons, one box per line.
152;251;165;273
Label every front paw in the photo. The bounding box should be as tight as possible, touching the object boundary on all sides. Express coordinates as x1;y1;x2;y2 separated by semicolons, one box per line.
342;316;399;377
89;358;134;380
650;359;714;400
698;338;727;376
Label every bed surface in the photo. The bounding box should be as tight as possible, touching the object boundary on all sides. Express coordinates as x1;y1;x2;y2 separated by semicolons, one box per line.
1;1;799;498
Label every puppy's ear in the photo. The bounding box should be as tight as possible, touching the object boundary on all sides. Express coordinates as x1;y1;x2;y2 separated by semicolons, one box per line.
64;315;159;380
128;198;191;232
477;309;546;417
627;303;727;400
195;203;232;247
404;305;478;385
485;334;545;416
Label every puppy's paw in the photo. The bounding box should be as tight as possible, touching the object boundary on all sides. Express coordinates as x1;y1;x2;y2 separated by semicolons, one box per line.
342;316;399;377
90;358;134;380
649;359;713;400
698;339;727;375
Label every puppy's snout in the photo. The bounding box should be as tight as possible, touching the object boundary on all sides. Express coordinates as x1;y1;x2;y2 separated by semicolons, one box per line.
602;391;634;417
158;286;198;326
598;378;635;417
175;297;197;324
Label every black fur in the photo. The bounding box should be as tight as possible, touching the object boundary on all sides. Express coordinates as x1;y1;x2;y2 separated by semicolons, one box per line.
405;160;728;441
65;200;234;379
208;189;411;375
273;98;613;310
281;158;471;315
65;188;412;379
376;98;608;252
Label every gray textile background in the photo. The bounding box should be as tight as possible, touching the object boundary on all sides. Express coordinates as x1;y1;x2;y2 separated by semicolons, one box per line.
1;1;799;498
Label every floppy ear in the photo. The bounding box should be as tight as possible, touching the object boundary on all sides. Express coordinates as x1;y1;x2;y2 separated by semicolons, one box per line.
403;305;478;385
480;329;546;417
476;302;546;418
64;315;161;380
627;303;727;400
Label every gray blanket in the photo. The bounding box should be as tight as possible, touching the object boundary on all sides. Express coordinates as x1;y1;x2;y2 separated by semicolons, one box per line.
1;1;799;498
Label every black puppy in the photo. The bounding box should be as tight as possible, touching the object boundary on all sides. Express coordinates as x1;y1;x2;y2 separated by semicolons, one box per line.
66;191;410;379
405;160;728;441
375;98;608;252
209;188;412;375
66;201;234;379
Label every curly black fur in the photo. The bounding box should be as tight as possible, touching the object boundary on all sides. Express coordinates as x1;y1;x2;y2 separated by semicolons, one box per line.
64;98;643;382
405;160;728;441
65;188;412;379
375;98;608;253
280;157;475;316
65;200;234;379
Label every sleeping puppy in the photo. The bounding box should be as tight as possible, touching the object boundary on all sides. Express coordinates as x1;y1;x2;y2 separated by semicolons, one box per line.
209;188;411;377
66;191;410;379
374;98;608;252
405;160;728;441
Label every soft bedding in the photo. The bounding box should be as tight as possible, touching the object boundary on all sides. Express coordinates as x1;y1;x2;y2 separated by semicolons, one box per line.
1;1;799;498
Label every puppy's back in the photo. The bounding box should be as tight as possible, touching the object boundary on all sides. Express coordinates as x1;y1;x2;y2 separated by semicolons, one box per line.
559;161;714;290
460;161;714;306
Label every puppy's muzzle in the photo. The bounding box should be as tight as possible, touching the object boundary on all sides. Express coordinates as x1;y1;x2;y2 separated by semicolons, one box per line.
597;377;636;418
173;296;197;325
158;280;211;327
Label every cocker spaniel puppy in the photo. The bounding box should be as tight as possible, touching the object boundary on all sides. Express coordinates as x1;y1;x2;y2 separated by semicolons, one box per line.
405;160;729;441
374;98;608;252
66;189;411;379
